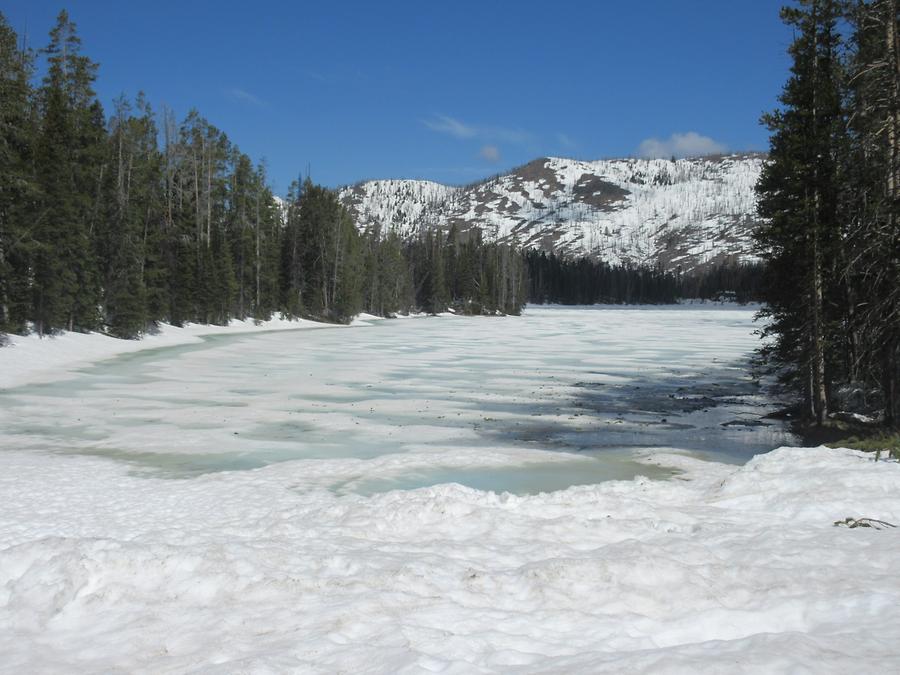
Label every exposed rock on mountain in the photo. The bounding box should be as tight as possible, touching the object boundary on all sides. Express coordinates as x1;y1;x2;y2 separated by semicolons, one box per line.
339;154;765;273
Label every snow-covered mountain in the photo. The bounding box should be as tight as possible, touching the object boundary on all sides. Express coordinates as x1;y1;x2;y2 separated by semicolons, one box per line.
338;154;765;272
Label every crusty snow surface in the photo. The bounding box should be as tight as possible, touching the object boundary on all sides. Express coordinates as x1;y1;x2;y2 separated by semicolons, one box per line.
1;309;900;673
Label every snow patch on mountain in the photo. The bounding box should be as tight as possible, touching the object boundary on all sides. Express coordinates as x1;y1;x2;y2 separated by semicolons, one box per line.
339;178;457;234
339;154;765;273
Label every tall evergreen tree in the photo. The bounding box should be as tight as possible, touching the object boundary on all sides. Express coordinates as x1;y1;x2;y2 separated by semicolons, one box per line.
844;0;900;424
755;0;845;425
281;177;306;317
32;10;105;335
251;163;284;320
101;94;163;337
0;12;37;333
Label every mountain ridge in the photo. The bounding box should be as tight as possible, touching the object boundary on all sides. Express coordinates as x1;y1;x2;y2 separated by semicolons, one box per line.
338;153;766;273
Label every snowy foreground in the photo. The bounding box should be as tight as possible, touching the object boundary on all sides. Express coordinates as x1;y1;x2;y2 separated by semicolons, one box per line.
1;308;899;673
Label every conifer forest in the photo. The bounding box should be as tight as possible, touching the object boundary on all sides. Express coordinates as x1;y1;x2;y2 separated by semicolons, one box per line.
755;0;900;427
0;10;528;340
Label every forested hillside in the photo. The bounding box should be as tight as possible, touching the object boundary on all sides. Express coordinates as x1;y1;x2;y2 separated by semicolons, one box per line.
340;154;765;274
0;11;527;340
525;251;763;305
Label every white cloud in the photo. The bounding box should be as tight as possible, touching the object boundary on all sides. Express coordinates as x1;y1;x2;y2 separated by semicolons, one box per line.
304;70;328;83
488;126;533;145
557;132;577;149
480;145;501;162
227;88;267;107
412;166;489;177
422;115;533;145
423;115;477;139
637;132;727;159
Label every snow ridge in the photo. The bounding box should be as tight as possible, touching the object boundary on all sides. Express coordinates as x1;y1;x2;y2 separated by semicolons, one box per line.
339;154;765;272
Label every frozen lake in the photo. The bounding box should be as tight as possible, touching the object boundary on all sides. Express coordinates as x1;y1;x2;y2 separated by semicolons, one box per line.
0;306;795;493
2;307;898;674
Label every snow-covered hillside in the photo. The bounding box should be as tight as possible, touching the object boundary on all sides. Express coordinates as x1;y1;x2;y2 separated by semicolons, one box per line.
339;154;765;272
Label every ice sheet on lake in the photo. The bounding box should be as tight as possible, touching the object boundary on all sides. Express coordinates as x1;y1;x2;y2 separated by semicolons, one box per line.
3;307;898;672
0;306;794;490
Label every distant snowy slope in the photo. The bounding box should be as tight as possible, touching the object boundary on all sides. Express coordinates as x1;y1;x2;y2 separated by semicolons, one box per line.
340;179;458;234
338;154;765;273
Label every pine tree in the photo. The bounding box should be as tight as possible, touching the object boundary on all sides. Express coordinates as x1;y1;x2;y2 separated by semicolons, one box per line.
0;12;37;334
101;94;163;338
280;178;364;322
251;163;283;320
228;151;256;319
844;0;900;425
332;211;363;320
422;229;448;314
281;177;305;317
32;10;105;335
755;0;845;425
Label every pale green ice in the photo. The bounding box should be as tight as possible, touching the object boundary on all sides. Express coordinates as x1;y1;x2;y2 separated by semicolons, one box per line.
0;306;796;493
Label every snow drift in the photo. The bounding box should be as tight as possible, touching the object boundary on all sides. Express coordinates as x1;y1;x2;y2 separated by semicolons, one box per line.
0;447;898;673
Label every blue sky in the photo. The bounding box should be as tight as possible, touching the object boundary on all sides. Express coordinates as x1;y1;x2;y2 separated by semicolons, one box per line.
4;1;792;193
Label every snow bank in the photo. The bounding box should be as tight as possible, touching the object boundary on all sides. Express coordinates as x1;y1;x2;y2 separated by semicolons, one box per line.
0;316;335;389
0;447;899;672
1;311;458;389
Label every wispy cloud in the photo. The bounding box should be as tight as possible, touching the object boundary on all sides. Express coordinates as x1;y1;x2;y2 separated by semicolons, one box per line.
637;132;726;159
304;70;328;83
480;145;501;162
557;132;577;150
487;126;533;145
422;114;533;145
413;166;490;176
423;114;477;139
227;87;268;107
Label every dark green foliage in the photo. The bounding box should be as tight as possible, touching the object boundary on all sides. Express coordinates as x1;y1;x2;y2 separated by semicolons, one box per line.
0;13;37;333
100;95;160;338
0;8;531;345
524;250;757;305
755;0;844;424
280;178;363;322
755;0;900;428
841;0;900;425
32;10;106;335
403;227;527;316
361;227;414;317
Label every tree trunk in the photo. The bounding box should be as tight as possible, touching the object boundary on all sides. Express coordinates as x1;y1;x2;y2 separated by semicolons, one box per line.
193;146;201;250
811;222;828;425
238;210;245;320
0;241;8;328
206;144;212;247
883;0;900;425
809;0;828;426
255;193;261;313
331;214;342;314
885;341;898;427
